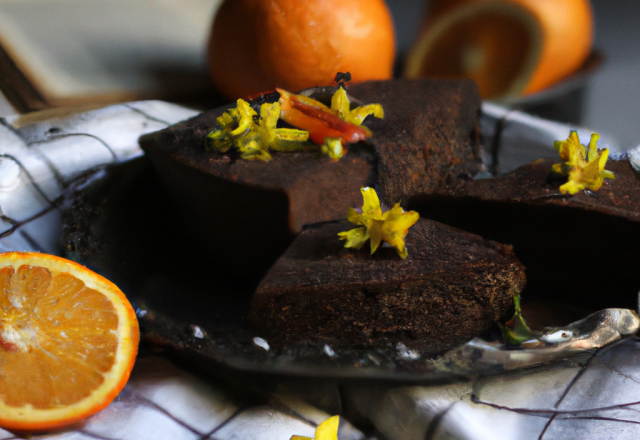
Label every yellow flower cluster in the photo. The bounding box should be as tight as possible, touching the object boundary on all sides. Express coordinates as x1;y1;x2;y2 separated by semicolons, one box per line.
207;99;311;161
338;188;419;259
206;87;383;161
552;131;614;194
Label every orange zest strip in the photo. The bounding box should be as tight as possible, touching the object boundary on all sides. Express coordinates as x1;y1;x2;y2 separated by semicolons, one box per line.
277;88;371;145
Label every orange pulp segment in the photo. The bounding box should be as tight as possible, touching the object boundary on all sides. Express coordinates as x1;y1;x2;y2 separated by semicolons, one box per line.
0;252;139;431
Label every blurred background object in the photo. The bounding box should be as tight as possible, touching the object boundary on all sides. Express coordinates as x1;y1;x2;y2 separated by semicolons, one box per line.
0;0;639;146
0;0;223;112
404;0;593;101
403;0;597;125
207;0;396;100
391;0;640;145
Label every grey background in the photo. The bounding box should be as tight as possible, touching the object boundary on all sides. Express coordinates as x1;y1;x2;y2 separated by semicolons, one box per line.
1;0;638;149
584;0;640;149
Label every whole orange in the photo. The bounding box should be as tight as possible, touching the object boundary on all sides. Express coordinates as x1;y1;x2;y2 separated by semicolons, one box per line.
208;0;396;100
404;0;593;99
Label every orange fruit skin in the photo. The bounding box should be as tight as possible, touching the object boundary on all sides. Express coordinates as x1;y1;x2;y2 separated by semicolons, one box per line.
410;0;593;96
0;252;139;432
208;0;396;100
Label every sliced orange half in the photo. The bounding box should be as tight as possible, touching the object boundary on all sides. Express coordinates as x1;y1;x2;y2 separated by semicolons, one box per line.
404;0;593;100
0;252;139;431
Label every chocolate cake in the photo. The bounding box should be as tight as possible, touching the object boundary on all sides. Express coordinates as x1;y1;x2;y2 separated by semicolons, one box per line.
409;158;640;310
248;219;526;353
139;79;482;274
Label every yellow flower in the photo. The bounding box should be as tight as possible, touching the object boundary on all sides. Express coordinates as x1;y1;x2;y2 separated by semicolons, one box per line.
206;99;254;153
207;89;383;161
326;87;382;159
207;99;310;161
330;86;384;126
338;187;419;259
291;415;339;440
552;131;615;195
321;137;345;160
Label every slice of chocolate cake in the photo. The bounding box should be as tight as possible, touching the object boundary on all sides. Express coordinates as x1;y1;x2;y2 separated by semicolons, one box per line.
139;79;482;275
248;219;526;354
409;158;640;310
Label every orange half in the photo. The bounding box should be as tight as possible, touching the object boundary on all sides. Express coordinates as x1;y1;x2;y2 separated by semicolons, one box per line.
404;0;593;100
0;252;139;431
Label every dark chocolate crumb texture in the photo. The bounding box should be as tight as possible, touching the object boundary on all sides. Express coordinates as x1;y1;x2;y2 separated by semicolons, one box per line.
249;219;526;353
422;158;640;221
409;158;640;310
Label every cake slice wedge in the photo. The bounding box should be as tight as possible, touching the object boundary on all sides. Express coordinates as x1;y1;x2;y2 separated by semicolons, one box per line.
249;218;526;354
409;157;640;311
